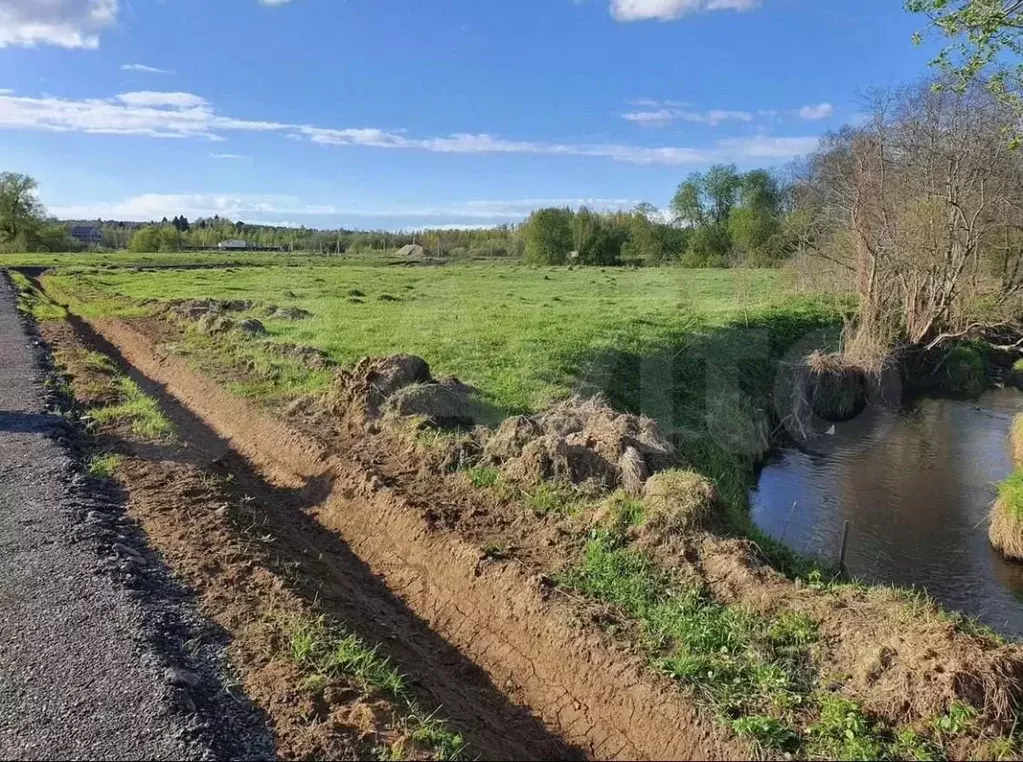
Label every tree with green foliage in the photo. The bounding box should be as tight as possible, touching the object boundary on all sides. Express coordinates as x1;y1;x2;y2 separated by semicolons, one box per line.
669;174;706;228
908;0;1023;126
728;170;784;264
704;164;743;225
0;172;45;250
130;225;183;252
524;207;574;265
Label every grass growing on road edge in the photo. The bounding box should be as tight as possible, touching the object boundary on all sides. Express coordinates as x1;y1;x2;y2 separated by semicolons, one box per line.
88;452;123;478
279;615;469;761
90;377;175;440
6;270;67;321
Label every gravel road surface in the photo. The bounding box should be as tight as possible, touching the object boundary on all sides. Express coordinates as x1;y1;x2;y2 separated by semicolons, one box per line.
0;274;271;761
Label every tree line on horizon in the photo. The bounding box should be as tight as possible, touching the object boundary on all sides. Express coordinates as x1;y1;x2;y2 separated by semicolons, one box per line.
0;164;796;268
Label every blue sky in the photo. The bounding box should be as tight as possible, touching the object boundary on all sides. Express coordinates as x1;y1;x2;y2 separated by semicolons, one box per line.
0;0;940;230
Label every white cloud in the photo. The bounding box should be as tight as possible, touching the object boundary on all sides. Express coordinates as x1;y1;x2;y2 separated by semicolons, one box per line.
210;153;250;160
116;91;209;108
717;135;820;158
50;193;313;221
0;90;287;139
47;194;643;224
624;100;836;126
621;105;753;127
798;103;834;120
121;64;173;74
0;88;818;166
260;0;296;4
611;0;760;22
0;0;118;48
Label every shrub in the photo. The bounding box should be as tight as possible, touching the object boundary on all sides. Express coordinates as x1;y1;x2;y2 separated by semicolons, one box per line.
940;345;984;396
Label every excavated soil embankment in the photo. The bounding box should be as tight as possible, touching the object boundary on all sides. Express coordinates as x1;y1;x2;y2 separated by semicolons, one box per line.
64;312;741;762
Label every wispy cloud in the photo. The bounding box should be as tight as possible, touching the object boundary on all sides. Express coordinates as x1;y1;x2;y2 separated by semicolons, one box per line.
209;153;250;160
0;0;118;49
0;89;819;166
611;0;761;22
623;99;836;127
121;63;173;74
621;105;753;127
47;194;643;225
798;103;834;120
0;90;286;139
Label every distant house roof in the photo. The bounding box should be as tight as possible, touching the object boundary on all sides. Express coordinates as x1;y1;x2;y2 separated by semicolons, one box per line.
70;225;103;243
218;239;249;248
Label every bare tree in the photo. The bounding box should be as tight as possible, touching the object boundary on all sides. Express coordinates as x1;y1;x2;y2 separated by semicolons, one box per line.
794;81;1023;361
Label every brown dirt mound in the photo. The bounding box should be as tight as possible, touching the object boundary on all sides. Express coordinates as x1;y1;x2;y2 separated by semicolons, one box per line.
327;355;482;430
384;381;479;429
484;395;675;492
990;497;1023;561
699;536;1023;732
237;318;267;337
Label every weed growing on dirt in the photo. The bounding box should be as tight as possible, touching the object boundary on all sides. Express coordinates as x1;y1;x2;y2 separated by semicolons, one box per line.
281;616;468;761
522;481;580;517
467;466;500;488
481;542;510;561
91;377;175;440
805;694;884;760
987;735;1023;761
932;700;978;738
80;350;118;375
88;452;123;479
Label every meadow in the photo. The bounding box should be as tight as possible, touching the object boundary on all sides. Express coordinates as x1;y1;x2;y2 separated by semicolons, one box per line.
40;261;837;414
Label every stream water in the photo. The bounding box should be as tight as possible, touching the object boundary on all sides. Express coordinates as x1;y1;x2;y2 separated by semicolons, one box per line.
750;387;1023;638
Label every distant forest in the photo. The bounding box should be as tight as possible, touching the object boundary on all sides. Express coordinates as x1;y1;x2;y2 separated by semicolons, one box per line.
6;164;796;267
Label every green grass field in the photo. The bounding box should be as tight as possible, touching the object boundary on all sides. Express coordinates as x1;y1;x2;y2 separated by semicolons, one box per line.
40;261;836;413
0;250;345;269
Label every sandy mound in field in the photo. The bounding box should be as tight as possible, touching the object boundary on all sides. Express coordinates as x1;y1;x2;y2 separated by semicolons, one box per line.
483;395;675;492
327;355;481;429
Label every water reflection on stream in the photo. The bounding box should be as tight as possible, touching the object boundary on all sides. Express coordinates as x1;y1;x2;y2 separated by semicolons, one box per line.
751;387;1023;638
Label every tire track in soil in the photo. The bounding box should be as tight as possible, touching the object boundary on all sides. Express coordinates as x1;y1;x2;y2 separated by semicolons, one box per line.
64;310;740;761
61;313;577;762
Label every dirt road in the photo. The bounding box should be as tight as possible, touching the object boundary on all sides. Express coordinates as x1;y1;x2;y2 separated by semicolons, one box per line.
0;275;271;761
